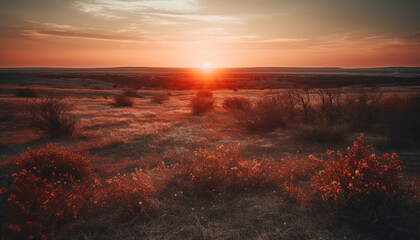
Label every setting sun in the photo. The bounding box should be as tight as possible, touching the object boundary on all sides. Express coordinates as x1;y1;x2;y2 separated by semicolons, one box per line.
0;1;419;239
202;61;212;69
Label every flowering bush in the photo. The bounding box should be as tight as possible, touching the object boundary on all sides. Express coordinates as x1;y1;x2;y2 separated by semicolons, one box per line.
171;145;279;197
93;169;162;215
1;145;91;239
312;134;403;208
17;144;91;183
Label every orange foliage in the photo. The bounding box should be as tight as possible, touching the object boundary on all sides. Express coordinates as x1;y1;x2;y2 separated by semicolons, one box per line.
2;145;91;239
171;145;279;196
312;134;403;207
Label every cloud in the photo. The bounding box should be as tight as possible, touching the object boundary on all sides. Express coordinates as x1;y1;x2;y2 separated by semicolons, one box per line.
147;12;242;24
20;22;149;43
75;0;199;18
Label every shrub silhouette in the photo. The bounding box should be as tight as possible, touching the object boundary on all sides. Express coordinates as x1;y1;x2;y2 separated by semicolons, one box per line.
26;96;76;137
313;134;403;208
113;94;134;107
190;90;214;115
223;97;251;111
15;88;38;98
344;88;382;130
151;94;169;104
236;94;294;132
380;94;420;146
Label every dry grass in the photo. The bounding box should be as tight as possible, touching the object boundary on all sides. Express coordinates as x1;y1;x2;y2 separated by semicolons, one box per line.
291;121;349;143
0;83;419;240
14;88;38;98
223;97;251;111
190;90;215;115
150;94;169;104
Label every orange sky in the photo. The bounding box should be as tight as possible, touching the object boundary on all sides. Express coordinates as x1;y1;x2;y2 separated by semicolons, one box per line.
1;0;420;68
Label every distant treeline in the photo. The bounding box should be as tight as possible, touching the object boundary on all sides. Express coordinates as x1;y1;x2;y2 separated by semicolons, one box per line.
2;71;420;89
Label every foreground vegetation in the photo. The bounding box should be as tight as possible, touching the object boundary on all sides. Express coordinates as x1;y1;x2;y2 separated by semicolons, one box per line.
1;134;418;239
0;82;419;239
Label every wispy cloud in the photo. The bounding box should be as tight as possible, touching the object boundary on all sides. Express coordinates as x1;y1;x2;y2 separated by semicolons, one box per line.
20;22;149;43
75;0;199;18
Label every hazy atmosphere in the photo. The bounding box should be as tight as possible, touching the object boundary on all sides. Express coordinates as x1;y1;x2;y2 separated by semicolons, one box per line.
0;1;419;240
1;0;420;67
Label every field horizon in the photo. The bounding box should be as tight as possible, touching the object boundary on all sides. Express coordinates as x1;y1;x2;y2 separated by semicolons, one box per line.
1;1;419;239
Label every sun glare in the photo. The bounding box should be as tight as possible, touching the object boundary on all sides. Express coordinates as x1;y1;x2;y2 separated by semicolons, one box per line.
202;61;212;69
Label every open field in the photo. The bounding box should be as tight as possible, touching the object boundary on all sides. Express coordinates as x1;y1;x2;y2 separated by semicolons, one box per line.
0;68;419;239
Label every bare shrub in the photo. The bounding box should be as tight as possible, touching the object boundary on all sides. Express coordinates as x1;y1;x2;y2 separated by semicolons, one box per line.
113;94;134;107
287;89;315;123
190;91;214;115
223;97;251;111
380;94;420;145
26;96;76;137
14;88;38;98
313;88;345;125
344;88;382;130
236;93;294;132
151;94;169;104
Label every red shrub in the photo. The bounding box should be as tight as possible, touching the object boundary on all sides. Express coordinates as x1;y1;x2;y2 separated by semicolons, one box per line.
93;169;162;216
312;134;403;207
171;145;279;197
17;144;91;183
113;95;134;107
1;145;91;239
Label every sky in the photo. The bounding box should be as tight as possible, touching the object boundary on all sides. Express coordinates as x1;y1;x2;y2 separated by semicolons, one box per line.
1;0;420;68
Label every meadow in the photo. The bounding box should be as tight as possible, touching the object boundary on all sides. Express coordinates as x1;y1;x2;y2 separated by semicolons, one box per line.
0;68;419;239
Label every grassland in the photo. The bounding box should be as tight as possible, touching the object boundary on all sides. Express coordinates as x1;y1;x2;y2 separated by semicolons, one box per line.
0;68;419;239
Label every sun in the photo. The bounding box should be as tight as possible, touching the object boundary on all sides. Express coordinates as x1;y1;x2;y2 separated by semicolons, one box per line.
202;61;212;69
